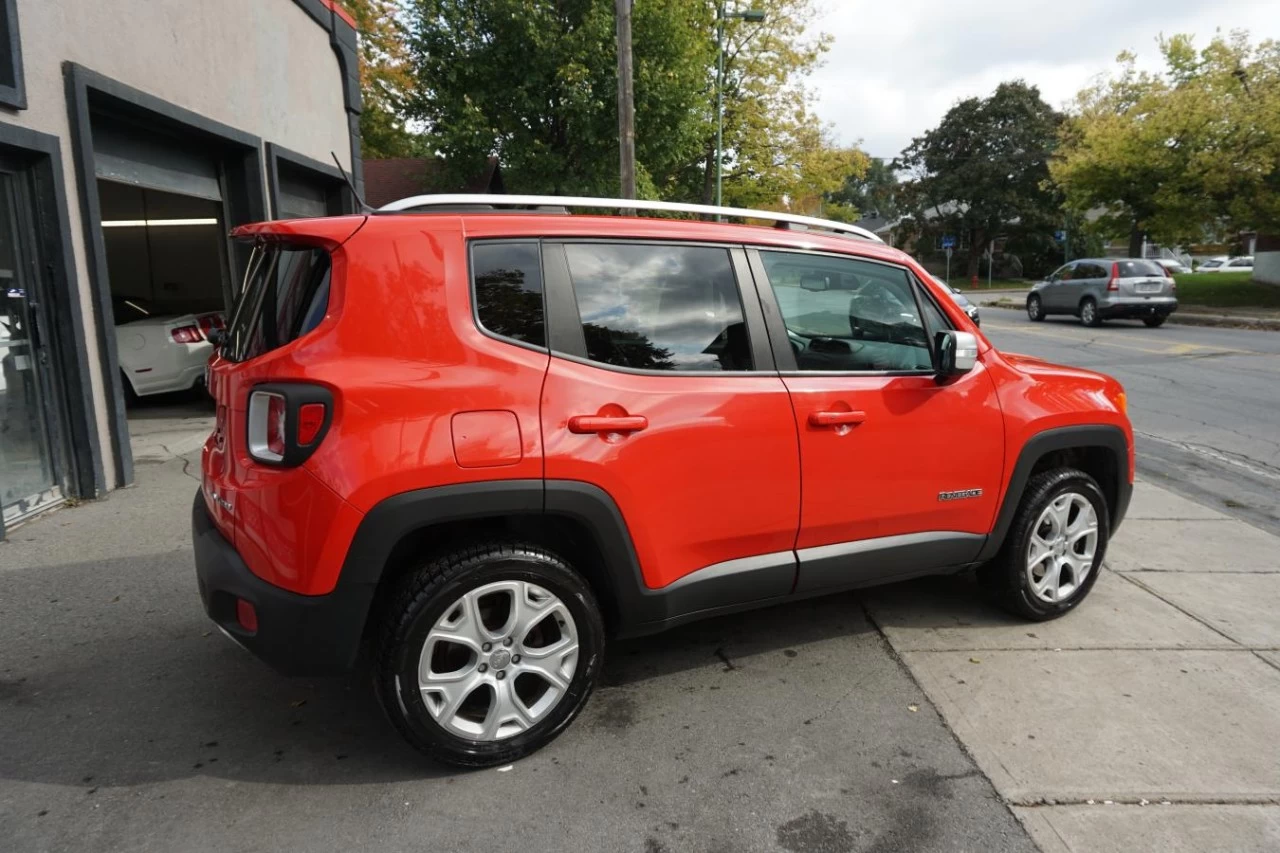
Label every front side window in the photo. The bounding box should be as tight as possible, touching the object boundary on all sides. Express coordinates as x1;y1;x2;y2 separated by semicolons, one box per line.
563;243;752;372
472;242;545;348
761;251;933;372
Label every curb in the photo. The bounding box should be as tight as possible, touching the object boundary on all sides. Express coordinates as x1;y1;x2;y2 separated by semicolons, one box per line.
987;302;1280;331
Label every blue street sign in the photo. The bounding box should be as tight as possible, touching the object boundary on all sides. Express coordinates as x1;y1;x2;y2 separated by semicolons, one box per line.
1054;230;1067;242
941;235;956;249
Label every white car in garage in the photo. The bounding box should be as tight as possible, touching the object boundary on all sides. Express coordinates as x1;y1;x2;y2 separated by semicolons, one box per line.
113;298;224;399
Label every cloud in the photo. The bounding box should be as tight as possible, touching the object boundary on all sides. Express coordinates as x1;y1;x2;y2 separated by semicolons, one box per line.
808;0;1279;159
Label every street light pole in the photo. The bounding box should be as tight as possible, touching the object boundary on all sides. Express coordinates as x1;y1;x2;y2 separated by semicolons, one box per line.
714;4;764;217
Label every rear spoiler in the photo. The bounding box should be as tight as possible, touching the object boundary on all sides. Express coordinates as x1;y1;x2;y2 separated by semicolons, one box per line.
230;215;368;250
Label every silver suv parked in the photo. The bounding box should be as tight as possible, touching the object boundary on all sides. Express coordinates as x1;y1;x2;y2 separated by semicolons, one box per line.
1026;259;1177;328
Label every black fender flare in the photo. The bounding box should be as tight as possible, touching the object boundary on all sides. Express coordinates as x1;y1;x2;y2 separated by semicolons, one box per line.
975;424;1132;563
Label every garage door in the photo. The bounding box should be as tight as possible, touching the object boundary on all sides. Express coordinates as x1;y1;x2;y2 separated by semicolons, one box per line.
92;117;222;202
276;169;329;219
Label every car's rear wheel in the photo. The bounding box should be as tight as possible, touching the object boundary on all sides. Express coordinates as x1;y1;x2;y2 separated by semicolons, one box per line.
1080;298;1101;327
1026;294;1044;322
1143;315;1167;328
979;468;1109;620
374;542;604;767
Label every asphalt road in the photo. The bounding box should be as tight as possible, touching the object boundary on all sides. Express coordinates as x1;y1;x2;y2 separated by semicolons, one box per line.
0;453;1036;853
976;302;1280;536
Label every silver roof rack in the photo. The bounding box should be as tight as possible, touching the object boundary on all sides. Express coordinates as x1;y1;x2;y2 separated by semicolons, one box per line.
377;193;883;243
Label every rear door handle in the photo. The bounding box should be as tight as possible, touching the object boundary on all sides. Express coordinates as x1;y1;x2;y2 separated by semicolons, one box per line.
809;410;867;428
568;415;649;434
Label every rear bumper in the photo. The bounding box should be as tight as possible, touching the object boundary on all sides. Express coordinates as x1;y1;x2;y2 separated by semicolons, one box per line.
192;491;374;676
1098;297;1178;319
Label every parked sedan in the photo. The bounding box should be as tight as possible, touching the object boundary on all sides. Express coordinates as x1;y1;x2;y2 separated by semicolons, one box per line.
1026;258;1177;327
1210;256;1254;273
930;275;981;326
113;298;224;399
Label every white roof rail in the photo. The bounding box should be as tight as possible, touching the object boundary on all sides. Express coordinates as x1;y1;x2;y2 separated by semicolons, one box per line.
377;193;883;243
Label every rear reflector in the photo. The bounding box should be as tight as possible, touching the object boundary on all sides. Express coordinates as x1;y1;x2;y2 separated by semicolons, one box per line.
297;402;326;446
236;598;258;633
171;325;202;343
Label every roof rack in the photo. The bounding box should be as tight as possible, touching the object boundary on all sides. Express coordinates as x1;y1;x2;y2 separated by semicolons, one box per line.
377;193;883;243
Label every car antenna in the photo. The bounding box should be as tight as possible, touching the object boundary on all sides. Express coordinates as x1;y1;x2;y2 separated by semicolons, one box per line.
331;151;374;213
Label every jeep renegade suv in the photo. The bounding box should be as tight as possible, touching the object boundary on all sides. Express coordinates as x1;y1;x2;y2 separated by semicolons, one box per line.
193;197;1133;768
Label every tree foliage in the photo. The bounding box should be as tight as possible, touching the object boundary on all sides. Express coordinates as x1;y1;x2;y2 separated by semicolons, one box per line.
344;0;424;158
1051;32;1280;254
827;157;899;221
399;0;866;206
896;81;1063;278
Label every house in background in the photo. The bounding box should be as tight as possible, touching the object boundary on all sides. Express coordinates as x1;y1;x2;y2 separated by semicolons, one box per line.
364;156;504;207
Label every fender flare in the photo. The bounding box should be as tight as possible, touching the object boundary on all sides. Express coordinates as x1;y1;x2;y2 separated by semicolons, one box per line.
975;424;1131;563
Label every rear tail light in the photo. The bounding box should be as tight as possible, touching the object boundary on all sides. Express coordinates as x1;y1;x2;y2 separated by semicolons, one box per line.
1107;262;1120;292
196;313;226;340
171;325;202;343
246;385;333;466
1169;278;1177;291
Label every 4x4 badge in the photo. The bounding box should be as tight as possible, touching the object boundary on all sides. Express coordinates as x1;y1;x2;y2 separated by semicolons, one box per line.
938;488;983;502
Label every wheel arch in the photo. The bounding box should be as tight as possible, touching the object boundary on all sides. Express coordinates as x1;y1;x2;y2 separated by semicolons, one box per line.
977;425;1132;562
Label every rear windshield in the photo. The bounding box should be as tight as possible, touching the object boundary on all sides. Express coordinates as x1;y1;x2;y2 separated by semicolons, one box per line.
1115;260;1166;278
224;243;331;362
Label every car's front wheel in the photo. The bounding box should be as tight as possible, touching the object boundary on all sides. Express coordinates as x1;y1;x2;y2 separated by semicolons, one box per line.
374;542;604;767
1026;294;1044;322
980;468;1109;620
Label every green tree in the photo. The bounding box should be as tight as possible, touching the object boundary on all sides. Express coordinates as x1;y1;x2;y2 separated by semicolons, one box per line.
344;0;424;158
1052;33;1280;256
896;81;1063;279
403;0;711;196
827;157;899;221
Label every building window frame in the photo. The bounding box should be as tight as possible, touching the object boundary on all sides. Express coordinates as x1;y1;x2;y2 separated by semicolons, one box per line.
0;0;26;110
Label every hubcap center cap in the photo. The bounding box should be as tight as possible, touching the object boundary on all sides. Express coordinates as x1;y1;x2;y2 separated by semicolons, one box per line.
1054;538;1067;557
489;648;512;670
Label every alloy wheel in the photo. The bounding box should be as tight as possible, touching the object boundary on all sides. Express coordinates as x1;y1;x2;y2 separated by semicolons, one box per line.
418;580;579;741
1025;492;1098;604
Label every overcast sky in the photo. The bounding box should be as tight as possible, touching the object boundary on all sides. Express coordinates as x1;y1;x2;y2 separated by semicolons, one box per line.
808;0;1279;161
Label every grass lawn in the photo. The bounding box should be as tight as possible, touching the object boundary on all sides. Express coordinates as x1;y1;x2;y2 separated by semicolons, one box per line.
944;278;1031;291
1173;272;1280;311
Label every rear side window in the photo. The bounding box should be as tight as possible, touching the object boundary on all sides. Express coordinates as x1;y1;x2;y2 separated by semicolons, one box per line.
225;244;331;362
1115;260;1165;277
471;242;545;348
563;243;752;372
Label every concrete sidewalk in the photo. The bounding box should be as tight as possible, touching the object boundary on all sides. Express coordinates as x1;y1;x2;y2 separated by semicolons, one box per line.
865;480;1280;852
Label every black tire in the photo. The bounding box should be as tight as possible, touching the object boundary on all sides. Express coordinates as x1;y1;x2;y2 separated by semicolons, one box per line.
1080;297;1102;327
1143;315;1167;328
978;468;1110;621
1026;294;1045;322
373;541;605;768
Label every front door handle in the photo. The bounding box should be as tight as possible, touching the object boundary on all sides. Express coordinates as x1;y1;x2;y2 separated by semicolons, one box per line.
809;410;867;428
568;415;649;434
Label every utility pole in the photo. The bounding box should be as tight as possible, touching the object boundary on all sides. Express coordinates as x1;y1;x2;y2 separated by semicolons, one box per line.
615;0;636;202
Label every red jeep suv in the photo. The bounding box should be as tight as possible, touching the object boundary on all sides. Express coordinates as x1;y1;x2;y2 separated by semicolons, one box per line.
193;197;1133;767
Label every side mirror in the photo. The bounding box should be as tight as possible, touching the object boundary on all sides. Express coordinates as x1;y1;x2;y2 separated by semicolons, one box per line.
934;330;978;380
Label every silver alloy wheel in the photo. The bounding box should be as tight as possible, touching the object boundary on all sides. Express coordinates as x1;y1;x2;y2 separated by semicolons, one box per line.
1081;301;1096;324
1025;492;1098;604
1027;296;1040;319
418;580;579;741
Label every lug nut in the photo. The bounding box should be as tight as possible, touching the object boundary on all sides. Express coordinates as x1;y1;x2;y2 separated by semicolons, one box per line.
482;642;492;652
478;663;488;673
503;637;513;647
496;671;506;680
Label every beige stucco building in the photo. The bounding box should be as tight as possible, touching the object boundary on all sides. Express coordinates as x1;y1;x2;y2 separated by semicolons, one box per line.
0;0;362;535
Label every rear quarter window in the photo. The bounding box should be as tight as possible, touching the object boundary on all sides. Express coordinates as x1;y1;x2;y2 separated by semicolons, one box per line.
225;244;331;362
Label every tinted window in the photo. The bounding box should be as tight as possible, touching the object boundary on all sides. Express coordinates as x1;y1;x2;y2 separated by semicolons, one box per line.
1052;264;1074;281
472;242;545;347
761;251;933;372
564;243;751;372
226;244;331;362
1115;260;1164;277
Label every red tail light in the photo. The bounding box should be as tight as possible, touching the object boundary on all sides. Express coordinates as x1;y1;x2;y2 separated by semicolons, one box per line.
171;325;202;343
246;385;333;466
1107;262;1120;291
197;313;226;340
235;598;258;633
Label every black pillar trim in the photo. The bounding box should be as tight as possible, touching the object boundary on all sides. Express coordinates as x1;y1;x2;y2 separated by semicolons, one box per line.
63;62;266;489
265;142;352;218
0;121;103;508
